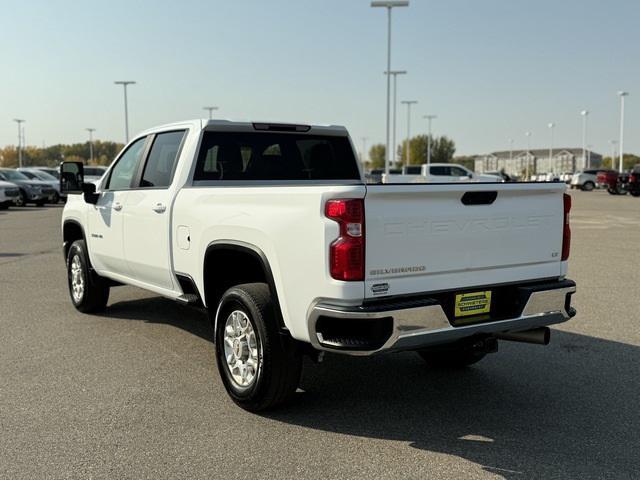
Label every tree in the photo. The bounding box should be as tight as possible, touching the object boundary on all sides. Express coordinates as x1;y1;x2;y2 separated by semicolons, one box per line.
454;155;475;171
0;141;124;168
398;135;456;165
368;144;386;169
602;154;640;171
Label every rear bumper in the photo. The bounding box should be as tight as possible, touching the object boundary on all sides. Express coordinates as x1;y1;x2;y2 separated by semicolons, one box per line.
308;279;576;356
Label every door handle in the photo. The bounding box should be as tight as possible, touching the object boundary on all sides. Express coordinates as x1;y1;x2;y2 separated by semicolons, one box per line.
113;202;123;211
152;203;167;213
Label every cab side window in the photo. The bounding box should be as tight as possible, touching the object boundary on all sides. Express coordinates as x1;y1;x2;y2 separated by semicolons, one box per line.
430;166;450;176
106;137;147;190
140;131;186;188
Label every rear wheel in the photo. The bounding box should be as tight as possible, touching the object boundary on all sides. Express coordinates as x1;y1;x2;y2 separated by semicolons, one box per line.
66;240;110;313
214;283;302;411
581;181;595;191
50;192;60;204
631;190;640;197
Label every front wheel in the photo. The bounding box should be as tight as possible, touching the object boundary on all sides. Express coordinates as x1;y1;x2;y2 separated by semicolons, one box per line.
214;283;302;412
581;181;595;191
15;190;26;206
67;240;110;313
630;189;640;197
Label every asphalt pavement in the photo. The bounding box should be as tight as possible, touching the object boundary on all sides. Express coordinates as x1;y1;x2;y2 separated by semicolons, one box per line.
1;190;639;479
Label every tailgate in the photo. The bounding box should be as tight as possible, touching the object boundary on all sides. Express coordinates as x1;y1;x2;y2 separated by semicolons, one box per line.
364;183;566;299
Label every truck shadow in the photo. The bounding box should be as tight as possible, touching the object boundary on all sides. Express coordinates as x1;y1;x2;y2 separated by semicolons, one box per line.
103;296;212;341
272;331;640;479
100;296;639;478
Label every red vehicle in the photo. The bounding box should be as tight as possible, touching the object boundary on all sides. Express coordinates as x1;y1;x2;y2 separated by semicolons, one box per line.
597;166;640;196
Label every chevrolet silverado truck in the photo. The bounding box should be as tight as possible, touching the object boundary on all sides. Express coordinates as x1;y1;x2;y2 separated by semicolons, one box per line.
60;119;576;411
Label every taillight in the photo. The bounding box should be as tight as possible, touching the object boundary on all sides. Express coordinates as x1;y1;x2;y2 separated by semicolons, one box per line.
561;193;571;261
325;199;364;281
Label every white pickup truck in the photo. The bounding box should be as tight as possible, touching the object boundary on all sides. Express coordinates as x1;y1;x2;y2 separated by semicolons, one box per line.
383;163;503;183
60;119;576;411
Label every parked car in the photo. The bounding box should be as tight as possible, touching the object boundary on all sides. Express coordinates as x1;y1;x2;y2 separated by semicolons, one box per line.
30;166;60;179
60;119;575;412
0;169;55;206
384;163;503;183
485;170;516;182
83;166;108;184
559;172;573;184
571;169;614;191
17;168;64;203
0;179;20;209
597;166;640;196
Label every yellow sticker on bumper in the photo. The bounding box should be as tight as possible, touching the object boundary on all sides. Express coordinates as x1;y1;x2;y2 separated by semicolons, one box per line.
455;291;492;317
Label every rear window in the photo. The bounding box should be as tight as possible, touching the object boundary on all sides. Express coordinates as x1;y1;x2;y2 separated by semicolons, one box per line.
193;132;360;181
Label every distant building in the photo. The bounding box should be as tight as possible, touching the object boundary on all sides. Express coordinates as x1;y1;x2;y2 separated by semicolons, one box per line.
474;148;602;177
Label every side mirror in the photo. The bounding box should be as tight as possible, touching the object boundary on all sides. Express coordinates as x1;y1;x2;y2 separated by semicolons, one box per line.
60;162;84;194
82;182;99;205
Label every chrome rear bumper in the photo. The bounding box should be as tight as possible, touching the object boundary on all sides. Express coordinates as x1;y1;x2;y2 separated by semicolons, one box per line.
308;281;576;356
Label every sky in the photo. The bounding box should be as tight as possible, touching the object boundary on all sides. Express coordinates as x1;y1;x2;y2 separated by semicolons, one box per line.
0;0;638;157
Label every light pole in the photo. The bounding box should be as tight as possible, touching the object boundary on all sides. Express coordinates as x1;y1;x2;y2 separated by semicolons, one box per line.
384;70;407;166
371;1;409;175
203;106;218;120
361;137;368;164
114;81;136;142
508;137;514;161
401;100;417;165
423;114;437;166
548;123;555;173
525;131;532;179
618;91;629;173
580;110;589;169
13;119;25;168
86;128;96;164
609;140;618;169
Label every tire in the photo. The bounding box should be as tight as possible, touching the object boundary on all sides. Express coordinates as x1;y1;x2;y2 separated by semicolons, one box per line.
15;190;26;207
0;202;9;210
51;192;60;204
66;240;110;313
607;188;618;195
417;345;487;369
631;190;640;197
581;181;595;191
214;283;302;412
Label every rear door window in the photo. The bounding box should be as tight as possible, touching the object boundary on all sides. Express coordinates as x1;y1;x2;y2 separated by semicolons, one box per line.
429;166;451;176
194;132;360;181
139;131;186;188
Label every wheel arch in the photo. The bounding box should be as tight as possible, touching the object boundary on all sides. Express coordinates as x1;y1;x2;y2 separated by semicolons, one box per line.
203;240;286;334
62;219;86;260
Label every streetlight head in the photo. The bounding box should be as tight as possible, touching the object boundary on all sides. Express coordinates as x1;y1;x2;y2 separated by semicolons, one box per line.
114;81;136;85
580;110;589;116
548;123;555;128
618;91;629;97
525;131;531;136
384;70;407;75
401;100;418;105
371;1;409;7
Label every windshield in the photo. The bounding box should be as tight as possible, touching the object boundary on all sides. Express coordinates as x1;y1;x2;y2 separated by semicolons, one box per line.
0;170;29;181
29;170;57;181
